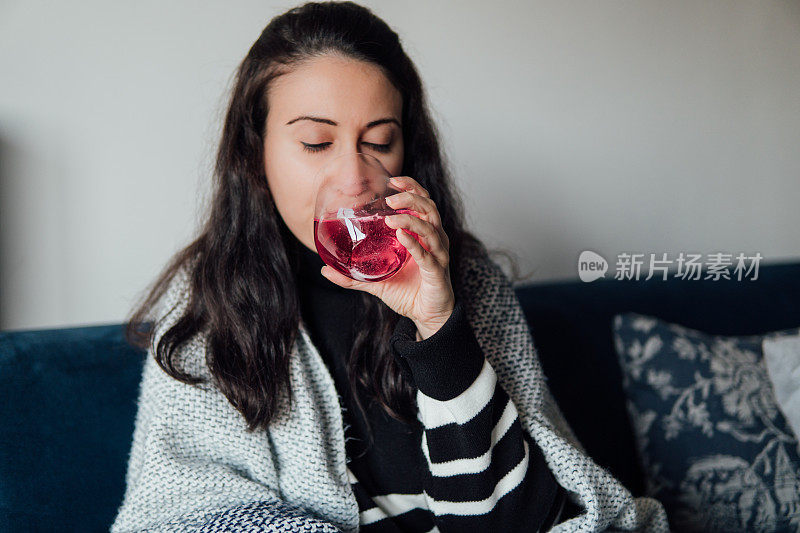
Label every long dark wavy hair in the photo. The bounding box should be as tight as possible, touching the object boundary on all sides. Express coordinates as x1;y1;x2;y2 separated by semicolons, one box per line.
126;1;523;441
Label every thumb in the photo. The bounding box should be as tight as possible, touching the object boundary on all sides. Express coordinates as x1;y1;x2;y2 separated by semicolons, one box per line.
320;265;376;295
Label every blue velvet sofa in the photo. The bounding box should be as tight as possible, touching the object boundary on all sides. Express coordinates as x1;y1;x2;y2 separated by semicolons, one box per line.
2;261;799;531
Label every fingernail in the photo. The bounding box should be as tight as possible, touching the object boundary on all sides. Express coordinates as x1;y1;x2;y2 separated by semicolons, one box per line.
386;195;396;205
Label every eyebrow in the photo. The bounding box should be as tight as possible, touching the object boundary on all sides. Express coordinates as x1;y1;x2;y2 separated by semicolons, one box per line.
285;115;401;129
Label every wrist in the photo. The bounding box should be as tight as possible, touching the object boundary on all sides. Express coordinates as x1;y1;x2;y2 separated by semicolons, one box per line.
414;304;455;340
415;323;443;341
389;299;486;401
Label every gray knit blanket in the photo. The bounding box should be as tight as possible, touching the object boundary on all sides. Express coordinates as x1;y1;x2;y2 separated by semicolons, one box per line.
111;250;670;532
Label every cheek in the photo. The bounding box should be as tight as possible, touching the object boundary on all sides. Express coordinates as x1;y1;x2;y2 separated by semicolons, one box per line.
391;144;404;176
263;138;297;202
263;149;317;235
266;168;314;213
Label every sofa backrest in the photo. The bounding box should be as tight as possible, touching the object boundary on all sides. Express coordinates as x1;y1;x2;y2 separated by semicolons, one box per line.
0;324;146;531
516;260;800;496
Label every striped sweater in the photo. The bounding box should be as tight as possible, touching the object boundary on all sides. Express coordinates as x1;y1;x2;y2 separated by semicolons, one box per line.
110;244;670;532
378;300;564;531
291;229;567;531
383;299;564;532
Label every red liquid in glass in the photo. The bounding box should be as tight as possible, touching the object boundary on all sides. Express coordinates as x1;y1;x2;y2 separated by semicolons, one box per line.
314;208;419;282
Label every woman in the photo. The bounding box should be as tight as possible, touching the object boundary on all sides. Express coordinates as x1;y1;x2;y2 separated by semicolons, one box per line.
111;2;669;532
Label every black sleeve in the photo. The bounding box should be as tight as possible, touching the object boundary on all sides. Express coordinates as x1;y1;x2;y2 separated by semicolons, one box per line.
389;298;562;532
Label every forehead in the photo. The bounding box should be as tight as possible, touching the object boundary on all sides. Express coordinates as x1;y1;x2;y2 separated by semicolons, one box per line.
267;55;402;123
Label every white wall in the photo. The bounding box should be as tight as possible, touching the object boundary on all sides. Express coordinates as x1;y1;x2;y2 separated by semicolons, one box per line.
1;0;798;330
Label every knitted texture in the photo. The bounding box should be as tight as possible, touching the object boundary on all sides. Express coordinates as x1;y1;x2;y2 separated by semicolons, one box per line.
111;249;670;532
457;254;669;532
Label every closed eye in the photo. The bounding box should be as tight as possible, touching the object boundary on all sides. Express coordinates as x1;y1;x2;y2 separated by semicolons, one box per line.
301;142;391;153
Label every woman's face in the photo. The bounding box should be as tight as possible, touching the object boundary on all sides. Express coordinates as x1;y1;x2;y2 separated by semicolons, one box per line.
263;54;404;251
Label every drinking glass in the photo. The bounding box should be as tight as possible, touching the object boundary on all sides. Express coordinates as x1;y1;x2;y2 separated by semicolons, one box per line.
313;152;419;282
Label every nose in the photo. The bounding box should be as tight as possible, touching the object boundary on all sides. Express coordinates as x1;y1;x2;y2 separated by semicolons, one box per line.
336;152;372;197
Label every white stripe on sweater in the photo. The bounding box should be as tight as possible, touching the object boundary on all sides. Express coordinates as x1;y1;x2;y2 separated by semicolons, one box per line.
415;358;497;428
420;396;519;477
350;439;530;522
359;491;430;525
424;438;530;516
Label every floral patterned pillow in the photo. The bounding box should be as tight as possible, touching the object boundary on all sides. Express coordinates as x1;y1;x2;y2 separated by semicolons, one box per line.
612;312;800;533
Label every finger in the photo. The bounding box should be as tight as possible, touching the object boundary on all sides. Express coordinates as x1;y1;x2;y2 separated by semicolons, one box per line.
385;213;449;266
393;226;441;272
389;176;430;199
385;191;442;230
320;265;379;294
385;193;448;252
